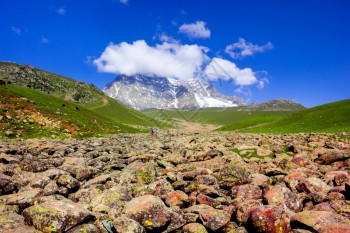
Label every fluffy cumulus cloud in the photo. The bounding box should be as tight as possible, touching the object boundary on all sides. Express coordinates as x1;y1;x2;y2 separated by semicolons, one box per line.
179;21;211;39
225;38;273;59
204;57;257;85
93;40;209;81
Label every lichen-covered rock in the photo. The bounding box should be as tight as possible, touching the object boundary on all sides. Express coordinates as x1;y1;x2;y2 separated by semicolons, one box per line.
251;205;291;233
184;204;231;231
0;212;38;233
264;185;302;212
165;190;189;208
314;149;350;165
236;199;263;224
90;185;132;219
113;216;145;233
297;177;330;194
66;223;99;233
196;193;221;208
251;173;270;187
182;223;208;233
291;210;350;232
57;174;80;191
2;188;43;208
231;184;262;200
218;162;251;188
123;195;171;230
23;195;95;233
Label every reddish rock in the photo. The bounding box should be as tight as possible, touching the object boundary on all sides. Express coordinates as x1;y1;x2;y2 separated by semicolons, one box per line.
324;171;350;186
291;211;350;232
236;199;263;224
123;195;171;230
165;190;189;208
251;205;291;233
196;193;221;208
264;185;302;212
330;200;350;218
297;177;330;194
291;153;309;167
314;149;350;165
182;223;208;233
0;173;11;188
231;184;262;200
284;171;306;192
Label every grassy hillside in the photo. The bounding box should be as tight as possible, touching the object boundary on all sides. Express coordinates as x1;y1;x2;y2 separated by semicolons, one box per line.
83;97;161;127
143;108;293;126
0;85;141;139
220;99;350;133
0;62;160;128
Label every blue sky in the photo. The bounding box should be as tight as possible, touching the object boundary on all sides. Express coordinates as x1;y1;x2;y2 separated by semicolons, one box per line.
1;0;349;107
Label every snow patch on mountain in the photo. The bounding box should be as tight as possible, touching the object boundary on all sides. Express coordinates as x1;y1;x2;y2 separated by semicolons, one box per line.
103;74;245;110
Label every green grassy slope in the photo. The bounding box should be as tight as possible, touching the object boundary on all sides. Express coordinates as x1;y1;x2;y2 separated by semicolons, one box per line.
0;62;160;127
230;99;350;133
0;85;141;139
143;108;292;126
84;97;161;127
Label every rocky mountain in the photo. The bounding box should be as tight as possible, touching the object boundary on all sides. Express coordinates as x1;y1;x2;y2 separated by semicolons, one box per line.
245;99;306;111
0;62;100;103
103;74;246;110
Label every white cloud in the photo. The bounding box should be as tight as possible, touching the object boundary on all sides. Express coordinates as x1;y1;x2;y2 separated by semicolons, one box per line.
57;7;66;15
93;40;209;81
257;77;269;89
159;33;179;44
11;26;21;36
225;38;273;59
120;0;128;4
179;21;211;39
204;57;257;86
41;37;49;44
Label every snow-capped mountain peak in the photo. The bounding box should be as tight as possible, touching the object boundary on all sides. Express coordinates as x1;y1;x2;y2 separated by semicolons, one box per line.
103;74;245;110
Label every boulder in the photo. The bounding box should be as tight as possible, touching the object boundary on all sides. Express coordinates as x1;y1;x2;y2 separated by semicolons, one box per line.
236;199;263;224
2;188;43;208
184;204;231;231
182;223;208;233
165;190;189;208
0;212;37;233
123;195;171;230
113;216;146;233
23;195;95;233
231;184;262;200
291;210;350;232
251;205;291;233
264;185;302;212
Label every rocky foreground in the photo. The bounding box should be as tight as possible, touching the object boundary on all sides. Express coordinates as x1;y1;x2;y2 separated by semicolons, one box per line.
0;132;350;233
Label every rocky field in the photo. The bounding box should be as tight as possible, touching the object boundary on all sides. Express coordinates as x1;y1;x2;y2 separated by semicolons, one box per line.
0;131;350;233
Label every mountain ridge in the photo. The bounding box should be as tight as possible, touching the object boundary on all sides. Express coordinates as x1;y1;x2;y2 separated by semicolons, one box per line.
103;74;246;110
